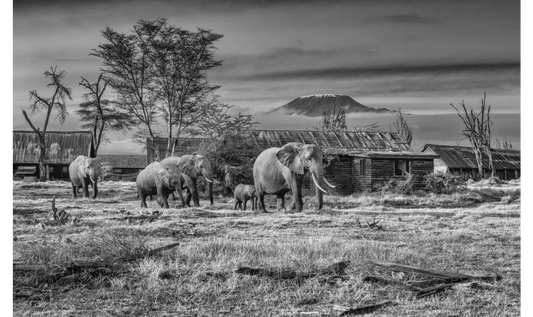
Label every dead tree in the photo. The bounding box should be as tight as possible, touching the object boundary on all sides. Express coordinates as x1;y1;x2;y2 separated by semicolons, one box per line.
313;99;348;133
450;93;494;178
391;108;413;146
22;66;72;181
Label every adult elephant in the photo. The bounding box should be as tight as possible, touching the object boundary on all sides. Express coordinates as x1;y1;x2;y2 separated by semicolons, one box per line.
175;154;218;207
69;155;103;199
136;162;181;208
253;142;335;213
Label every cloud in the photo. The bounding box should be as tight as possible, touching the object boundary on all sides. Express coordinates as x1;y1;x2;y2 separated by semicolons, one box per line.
239;62;520;81
381;14;434;24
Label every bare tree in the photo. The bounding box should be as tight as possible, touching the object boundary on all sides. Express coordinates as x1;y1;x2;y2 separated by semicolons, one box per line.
494;134;513;150
390;109;413;146
22;66;72;180
450;92;494;178
91;19;164;160
149;24;223;157
76;74;134;156
312;99;348;132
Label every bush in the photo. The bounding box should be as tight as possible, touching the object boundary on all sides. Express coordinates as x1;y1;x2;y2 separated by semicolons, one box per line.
380;172;414;195
423;172;463;194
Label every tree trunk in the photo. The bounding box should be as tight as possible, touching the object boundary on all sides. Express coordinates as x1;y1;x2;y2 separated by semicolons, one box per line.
38;136;47;181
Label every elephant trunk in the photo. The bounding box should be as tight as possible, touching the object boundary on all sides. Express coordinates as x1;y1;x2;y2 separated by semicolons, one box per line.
310;165;327;210
90;174;96;184
208;181;213;205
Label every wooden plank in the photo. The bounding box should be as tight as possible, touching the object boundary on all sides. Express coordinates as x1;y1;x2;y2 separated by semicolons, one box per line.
333;300;396;316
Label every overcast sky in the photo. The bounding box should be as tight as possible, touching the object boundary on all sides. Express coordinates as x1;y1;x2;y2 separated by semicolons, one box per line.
11;0;521;152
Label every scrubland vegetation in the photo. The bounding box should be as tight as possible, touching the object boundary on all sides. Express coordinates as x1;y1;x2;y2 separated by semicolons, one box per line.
13;179;520;316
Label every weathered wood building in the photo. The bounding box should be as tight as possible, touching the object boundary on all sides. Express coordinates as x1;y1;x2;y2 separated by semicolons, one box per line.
97;155;147;181
421;144;520;180
13;131;95;180
148;130;437;194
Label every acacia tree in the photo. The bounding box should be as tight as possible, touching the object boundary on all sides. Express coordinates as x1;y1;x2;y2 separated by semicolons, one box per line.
391;108;413;146
91;19;164;160
450;93;494;178
76;74;134;155
149;23;223;157
22;66;72;180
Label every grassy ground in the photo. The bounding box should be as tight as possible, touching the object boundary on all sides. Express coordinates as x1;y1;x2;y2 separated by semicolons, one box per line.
13;180;520;316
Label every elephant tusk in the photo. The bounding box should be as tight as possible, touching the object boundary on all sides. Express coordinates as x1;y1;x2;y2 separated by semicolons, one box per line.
311;173;328;194
90;175;96;184
324;177;336;188
214;179;221;184
205;178;213;183
98;176;102;182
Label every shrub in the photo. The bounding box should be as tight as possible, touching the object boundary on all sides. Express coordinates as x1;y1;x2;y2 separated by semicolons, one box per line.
423;172;463;194
380;172;414;195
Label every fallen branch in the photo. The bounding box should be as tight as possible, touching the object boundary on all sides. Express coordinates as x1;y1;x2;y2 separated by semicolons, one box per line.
416;283;455;299
235;261;350;280
370;261;500;282
333;300;396;316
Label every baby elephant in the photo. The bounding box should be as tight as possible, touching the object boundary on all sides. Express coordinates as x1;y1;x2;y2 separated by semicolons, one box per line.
234;184;257;211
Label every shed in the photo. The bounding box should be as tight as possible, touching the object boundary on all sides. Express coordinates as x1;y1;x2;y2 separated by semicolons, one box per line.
421;144;520;180
13;130;95;180
148;130;438;194
97;155;147;180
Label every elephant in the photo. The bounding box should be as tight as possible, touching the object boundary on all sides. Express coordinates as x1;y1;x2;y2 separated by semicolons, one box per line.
158;156;187;206
175;154;218;207
253;142;335;213
69;155;103;199
136;162;182;208
234;184;257;211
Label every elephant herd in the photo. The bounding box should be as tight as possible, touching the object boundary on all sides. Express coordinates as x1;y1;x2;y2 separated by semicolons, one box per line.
68;142;336;213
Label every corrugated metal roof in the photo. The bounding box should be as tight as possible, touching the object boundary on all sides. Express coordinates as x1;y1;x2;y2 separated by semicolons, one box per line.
147;130;414;160
13;131;94;164
97;155;147;168
249;130;412;155
422;144;520;170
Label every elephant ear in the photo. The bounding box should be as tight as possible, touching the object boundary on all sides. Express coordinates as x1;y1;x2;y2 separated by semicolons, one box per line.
177;156;196;178
78;157;89;176
156;169;169;183
276;142;304;175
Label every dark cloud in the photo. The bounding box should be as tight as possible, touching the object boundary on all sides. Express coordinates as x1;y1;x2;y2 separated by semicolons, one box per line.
382;14;434;24
240;62;520;81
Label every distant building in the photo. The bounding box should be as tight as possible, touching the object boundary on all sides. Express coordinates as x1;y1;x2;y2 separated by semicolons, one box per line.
148;130;438;194
13;131;95;180
97;154;147;180
421;144;520;180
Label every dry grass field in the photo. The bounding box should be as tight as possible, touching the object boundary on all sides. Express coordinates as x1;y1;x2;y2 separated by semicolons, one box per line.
12;180;520;316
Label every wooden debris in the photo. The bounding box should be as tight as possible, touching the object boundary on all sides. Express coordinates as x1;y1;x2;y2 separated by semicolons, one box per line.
416;283;455;299
235;260;350;280
333;300;396;316
370;261;501;282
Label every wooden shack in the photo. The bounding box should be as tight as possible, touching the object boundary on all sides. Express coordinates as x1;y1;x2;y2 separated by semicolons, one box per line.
13;131;95;180
147;130;437;194
421;144;520;180
97;155;147;181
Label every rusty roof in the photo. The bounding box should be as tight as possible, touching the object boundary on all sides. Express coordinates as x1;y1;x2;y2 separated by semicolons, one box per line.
13;130;94;164
147;130;415;160
249;130;412;155
422;144;520;170
97;155;147;169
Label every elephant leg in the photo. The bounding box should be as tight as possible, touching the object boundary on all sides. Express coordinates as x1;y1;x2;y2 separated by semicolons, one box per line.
71;183;77;199
140;192;148;208
171;192;177;201
234;199;239;210
276;194;286;212
191;179;200;207
251;197;256;211
257;192;267;213
92;182;98;199
185;188;192;206
243;197;248;211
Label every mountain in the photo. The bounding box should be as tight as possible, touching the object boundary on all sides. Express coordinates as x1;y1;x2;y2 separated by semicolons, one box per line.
266;94;394;117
